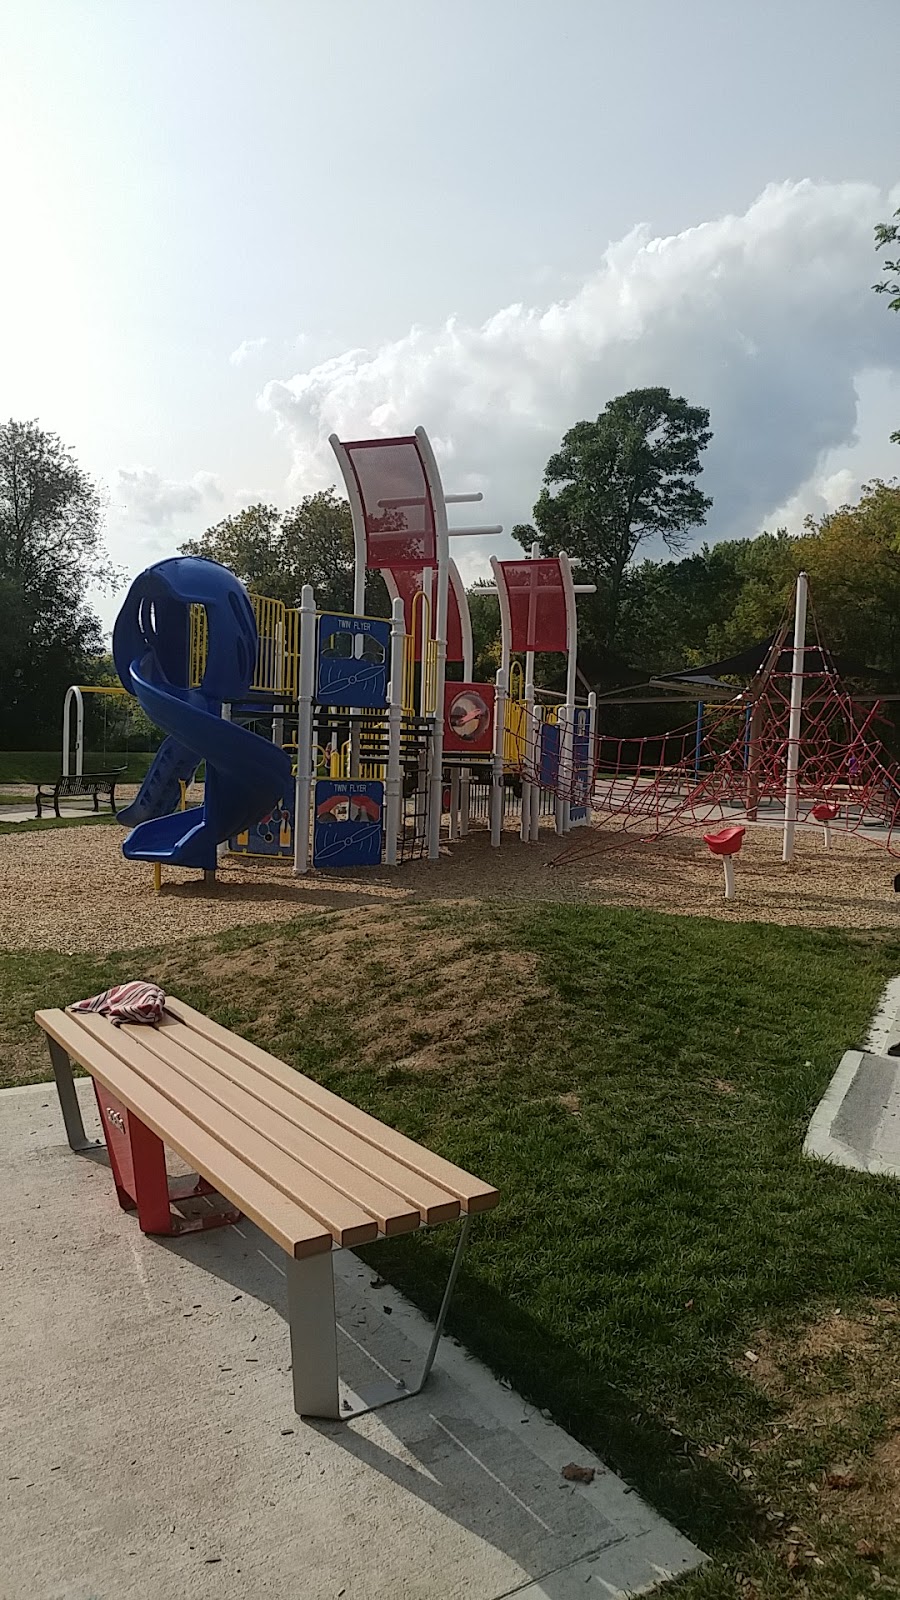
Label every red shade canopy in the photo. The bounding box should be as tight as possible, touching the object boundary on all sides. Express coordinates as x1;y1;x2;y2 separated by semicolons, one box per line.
499;558;568;654
342;437;438;570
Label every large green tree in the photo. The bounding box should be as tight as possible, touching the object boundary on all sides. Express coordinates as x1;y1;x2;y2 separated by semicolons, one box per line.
516;388;713;650
0;419;110;749
181;489;388;614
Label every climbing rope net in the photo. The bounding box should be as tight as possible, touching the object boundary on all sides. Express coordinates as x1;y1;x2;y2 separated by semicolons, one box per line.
545;593;900;866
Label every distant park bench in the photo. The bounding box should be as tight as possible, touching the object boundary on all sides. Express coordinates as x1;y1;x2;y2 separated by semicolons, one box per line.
33;770;125;818
35;997;499;1420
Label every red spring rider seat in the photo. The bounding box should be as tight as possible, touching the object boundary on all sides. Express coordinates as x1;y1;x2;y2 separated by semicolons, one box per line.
811;800;839;846
703;825;745;901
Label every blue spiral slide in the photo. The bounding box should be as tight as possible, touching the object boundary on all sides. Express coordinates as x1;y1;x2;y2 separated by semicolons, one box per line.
113;557;292;871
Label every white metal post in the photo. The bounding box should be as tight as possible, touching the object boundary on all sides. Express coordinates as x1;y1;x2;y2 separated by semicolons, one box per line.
448;768;460;842
782;571;808;864
576;690;597;828
384;597;405;867
330;434;367;780
491;668;508;847
62;685;85;778
416;428;450;863
529;707;541;840
557;552;579;835
293;585;317;876
451;558;474;837
723;857;736;901
521;542;539;842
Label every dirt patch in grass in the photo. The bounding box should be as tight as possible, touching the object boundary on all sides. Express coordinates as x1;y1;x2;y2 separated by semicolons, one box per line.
158;908;546;1073
745;1306;890;1426
738;1301;900;1567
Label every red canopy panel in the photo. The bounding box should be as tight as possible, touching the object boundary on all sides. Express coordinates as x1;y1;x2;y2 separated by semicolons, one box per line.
499;559;568;654
343;437;438;570
387;567;465;662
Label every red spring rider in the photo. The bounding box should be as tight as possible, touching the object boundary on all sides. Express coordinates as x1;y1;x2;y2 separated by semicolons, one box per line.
703;825;745;901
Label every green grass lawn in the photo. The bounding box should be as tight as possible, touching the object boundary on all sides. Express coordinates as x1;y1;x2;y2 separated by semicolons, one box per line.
4;900;900;1596
0;750;154;784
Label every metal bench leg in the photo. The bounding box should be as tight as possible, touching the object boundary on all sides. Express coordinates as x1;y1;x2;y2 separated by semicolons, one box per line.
46;1038;103;1153
287;1250;341;1420
286;1213;472;1422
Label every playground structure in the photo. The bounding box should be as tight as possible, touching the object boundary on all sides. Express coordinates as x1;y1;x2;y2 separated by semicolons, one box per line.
109;427;599;878
555;571;900;869
102;430;900;889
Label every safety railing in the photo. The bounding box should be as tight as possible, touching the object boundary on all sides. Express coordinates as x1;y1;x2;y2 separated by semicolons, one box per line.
189;596;300;696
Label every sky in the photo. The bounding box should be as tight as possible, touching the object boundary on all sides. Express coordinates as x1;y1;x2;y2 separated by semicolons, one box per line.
1;0;899;633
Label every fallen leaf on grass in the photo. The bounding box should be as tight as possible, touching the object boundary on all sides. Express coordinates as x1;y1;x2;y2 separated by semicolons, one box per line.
562;1463;596;1484
825;1467;859;1490
744;1350;759;1364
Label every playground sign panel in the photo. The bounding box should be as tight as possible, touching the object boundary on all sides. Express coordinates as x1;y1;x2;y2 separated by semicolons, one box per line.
313;779;384;867
229;791;295;858
316;614;390;708
443;683;495;754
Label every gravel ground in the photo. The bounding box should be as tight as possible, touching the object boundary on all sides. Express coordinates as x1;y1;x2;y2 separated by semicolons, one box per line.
1;817;898;954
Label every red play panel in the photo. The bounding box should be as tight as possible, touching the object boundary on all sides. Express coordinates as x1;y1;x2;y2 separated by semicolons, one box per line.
500;559;568;653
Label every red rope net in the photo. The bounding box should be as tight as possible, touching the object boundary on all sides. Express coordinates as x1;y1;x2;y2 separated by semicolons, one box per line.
548;593;900;865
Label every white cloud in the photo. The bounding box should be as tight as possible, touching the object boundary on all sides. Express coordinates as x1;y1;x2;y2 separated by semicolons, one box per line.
229;336;269;367
116;466;224;526
258;180;900;555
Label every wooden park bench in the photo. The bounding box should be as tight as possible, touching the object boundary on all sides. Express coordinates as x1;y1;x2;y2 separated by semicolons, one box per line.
34;769;124;819
35;999;499;1419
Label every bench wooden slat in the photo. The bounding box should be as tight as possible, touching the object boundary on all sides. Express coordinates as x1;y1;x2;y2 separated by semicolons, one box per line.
70;1014;380;1249
34;1009;332;1259
152;1016;461;1225
116;1021;425;1236
164;997;500;1215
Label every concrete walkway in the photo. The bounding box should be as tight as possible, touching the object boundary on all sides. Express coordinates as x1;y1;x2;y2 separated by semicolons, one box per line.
0;804;96;822
804;976;900;1178
1;1083;703;1600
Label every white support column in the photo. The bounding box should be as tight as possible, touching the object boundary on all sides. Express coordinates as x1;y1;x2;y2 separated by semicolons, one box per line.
529;707;541;840
330;433;367;780
491;668;508;847
554;704;568;836
520;541;539;843
450;557;474;839
557;552;579;835
521;673;536;842
273;614;285;749
62;685;85;778
416;428;450;864
448;768;460;843
293;585;317;876
782;571;808;864
575;691;597;827
384;597;405;867
286;1251;340;1419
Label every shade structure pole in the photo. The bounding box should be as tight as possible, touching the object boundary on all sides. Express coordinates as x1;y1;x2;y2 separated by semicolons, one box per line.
293;585;317;875
782;571;808;864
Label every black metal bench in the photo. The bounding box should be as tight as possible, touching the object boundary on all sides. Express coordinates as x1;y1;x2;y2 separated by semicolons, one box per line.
34;770;124;819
